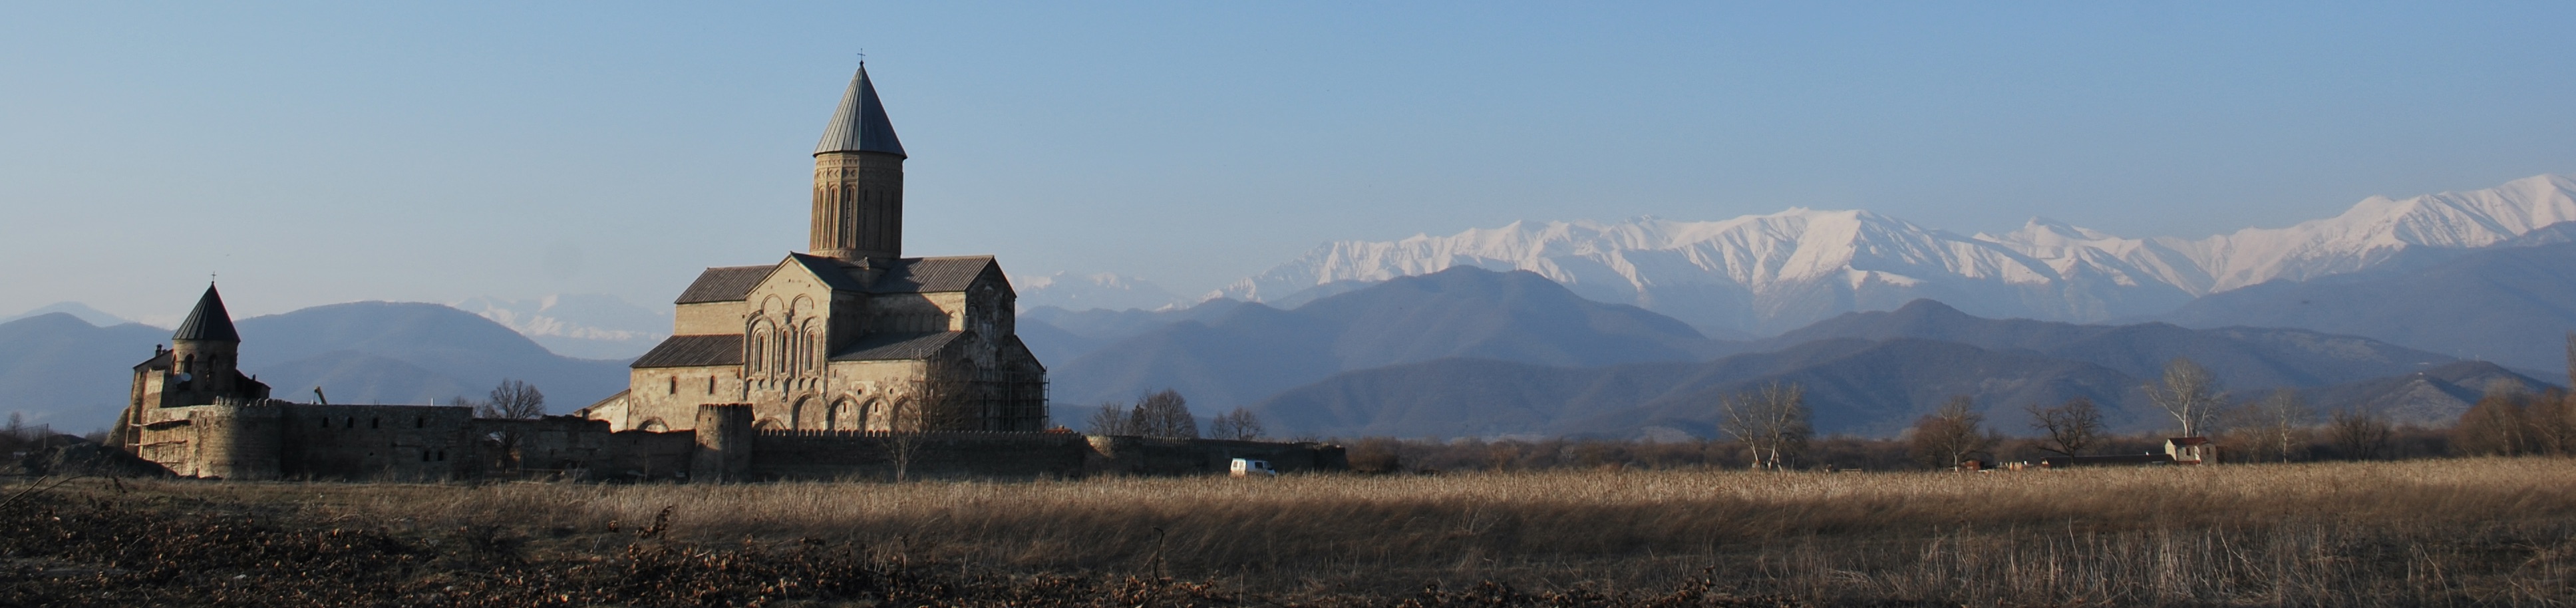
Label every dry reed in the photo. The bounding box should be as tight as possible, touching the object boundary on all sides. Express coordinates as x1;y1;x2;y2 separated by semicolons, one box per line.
46;458;2576;605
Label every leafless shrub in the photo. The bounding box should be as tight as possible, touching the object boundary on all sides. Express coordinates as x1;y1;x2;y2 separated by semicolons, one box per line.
2026;396;2104;457
1348;438;1404;473
1907;395;1995;468
1125;389;1198;439
2331;406;2395;460
479;379;546;420
1084;401;1132;435
2145;357;2223;438
1718;382;1810;470
1206;407;1265;440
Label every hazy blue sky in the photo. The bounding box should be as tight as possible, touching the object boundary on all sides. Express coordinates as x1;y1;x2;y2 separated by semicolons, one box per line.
5;2;2573;323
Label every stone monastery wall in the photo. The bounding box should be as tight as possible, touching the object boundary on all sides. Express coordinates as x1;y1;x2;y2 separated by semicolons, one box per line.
132;402;1343;482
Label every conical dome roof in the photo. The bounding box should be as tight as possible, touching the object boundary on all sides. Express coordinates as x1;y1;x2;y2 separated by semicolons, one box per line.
172;284;240;342
814;65;906;157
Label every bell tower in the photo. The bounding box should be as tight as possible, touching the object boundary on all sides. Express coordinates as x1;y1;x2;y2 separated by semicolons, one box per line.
810;63;907;261
168;283;242;400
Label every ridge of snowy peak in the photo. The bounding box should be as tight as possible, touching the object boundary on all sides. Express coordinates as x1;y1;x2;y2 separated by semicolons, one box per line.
1973;218;2215;291
1211;208;2064;305
1979;217;2128;249
1208;173;2576;335
2171;173;2576;291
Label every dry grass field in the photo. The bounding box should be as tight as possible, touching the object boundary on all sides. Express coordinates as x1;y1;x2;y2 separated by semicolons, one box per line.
8;458;2576;606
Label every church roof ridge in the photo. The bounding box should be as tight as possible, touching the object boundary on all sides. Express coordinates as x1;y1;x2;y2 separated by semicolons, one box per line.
783;252;871;292
814;65;905;157
172;283;240;342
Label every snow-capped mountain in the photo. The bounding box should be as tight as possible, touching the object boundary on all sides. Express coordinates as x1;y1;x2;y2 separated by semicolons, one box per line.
452;294;668;359
1982;174;2576;295
1213;174;2576;335
1014;272;1188;312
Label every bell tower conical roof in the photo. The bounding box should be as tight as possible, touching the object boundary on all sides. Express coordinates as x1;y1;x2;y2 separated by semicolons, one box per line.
814;65;906;158
172;284;240;342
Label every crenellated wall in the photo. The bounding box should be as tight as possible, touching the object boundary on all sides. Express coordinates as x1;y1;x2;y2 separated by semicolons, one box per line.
126;400;1341;482
750;430;1092;480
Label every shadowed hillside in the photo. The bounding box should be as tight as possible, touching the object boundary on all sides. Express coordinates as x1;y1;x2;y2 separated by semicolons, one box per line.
2163;238;2576;373
1770;299;2458;388
236;302;629;408
0;314;174;430
1255;338;2159;438
0;303;632;432
1050;267;1723;409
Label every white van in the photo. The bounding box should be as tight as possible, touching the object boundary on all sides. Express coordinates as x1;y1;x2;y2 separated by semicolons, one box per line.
1230;458;1277;478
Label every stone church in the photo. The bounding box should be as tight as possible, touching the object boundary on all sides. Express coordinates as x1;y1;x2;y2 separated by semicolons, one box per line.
98;65;1338;482
578;65;1049;434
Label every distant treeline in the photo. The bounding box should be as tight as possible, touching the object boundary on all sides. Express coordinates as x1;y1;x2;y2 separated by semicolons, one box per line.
1340;428;2460;474
1329;355;2552;474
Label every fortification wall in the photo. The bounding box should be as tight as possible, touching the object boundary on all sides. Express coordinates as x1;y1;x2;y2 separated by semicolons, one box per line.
122;402;1343;482
472;416;623;478
595;430;697;481
279;405;476;480
1083;436;1347;476
130;401;289;480
750;430;1091;480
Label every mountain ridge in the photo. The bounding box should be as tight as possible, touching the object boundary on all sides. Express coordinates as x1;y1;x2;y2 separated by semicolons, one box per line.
1213;174;2576;335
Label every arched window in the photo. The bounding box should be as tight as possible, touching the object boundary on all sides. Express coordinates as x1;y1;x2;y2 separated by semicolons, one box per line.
807;328;820;375
828;399;858;430
638;418;669;432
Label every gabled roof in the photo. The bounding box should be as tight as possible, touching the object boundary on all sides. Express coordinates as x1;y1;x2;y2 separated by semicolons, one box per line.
675;266;774;304
632;335;745;369
132;349;173;372
870;256;999;294
785;253;870;293
831;331;964;362
673;255;1004;303
814;65;905;158
172;284;240;342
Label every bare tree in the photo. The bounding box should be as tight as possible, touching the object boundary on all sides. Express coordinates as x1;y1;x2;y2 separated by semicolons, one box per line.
2329;406;2394;460
2145;358;2225;438
884;368;976;482
2236;388;2313;462
1126;390;1199;439
2026;397;2105;456
479;379;546;420
1909;395;1995;469
2531;390;2576;456
1208;407;1265;440
1718;382;1811;471
1084;402;1133;435
466;380;544;473
2454;380;2535;457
